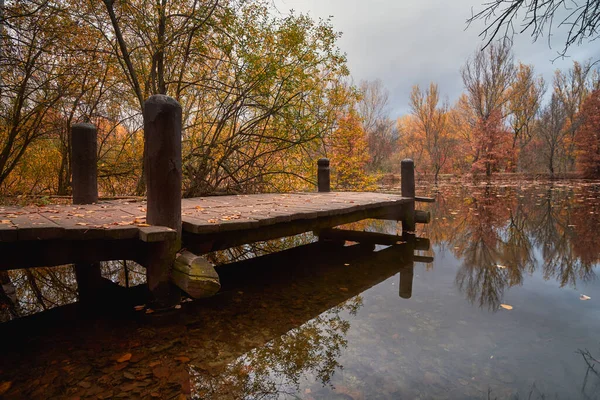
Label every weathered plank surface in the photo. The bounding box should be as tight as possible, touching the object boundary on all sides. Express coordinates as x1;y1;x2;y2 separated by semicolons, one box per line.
0;192;411;244
0;192;414;268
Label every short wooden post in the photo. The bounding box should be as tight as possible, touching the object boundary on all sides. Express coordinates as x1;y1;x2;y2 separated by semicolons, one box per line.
401;159;416;233
71;123;102;304
143;94;182;308
317;158;330;192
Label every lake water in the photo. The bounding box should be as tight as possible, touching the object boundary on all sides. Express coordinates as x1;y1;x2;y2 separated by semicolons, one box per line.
1;181;599;399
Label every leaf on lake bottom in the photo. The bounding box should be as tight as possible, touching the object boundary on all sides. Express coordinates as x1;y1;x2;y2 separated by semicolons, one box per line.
500;304;513;310
0;381;12;395
117;353;132;363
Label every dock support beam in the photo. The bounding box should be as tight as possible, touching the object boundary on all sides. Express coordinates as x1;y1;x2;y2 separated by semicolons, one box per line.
144;94;183;308
71;123;102;305
401;159;416;233
318;158;330;192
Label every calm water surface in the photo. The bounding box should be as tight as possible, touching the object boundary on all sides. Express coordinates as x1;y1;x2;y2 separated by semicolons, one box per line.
1;181;599;399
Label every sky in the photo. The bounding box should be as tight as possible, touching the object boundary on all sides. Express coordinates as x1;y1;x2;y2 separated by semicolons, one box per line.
274;0;600;117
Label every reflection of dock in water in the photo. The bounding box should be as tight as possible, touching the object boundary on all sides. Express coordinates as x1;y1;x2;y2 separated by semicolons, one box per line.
0;236;433;399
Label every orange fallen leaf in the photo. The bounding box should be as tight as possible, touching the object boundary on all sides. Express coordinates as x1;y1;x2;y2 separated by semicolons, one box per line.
133;305;145;311
76;222;88;226
174;356;190;363
500;304;513;310
0;381;12;395
136;223;151;227
0;220;11;224
117;353;132;363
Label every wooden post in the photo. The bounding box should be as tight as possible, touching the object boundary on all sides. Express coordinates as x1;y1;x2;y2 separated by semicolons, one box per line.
71;123;98;204
143;94;182;308
399;266;414;299
401;159;416;233
317;158;330;192
71;123;102;304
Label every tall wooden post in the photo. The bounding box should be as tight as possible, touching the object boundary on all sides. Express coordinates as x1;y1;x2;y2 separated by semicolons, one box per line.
71;123;98;204
401;159;416;233
71;123;102;304
317;158;330;193
143;94;182;308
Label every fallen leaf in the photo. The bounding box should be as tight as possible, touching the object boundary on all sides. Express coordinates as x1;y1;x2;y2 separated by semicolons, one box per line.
0;220;10;224
145;309;154;314
496;265;507;269
136;223;151;227
174;356;190;363
75;222;88;226
580;294;591;301
344;263;350;266
174;304;182;309
134;305;145;311
339;287;349;292
148;361;161;367
0;381;12;395
500;304;513;310
117;353;132;363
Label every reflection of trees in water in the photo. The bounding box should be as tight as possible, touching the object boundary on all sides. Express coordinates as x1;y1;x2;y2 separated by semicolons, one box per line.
189;297;362;400
206;233;316;265
427;182;600;310
0;260;147;321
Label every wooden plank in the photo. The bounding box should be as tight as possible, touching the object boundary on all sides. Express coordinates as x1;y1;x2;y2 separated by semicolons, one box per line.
8;212;65;241
138;226;177;242
415;196;435;203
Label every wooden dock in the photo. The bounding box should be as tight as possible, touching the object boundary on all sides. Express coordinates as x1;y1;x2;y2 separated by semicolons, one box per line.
0;94;432;309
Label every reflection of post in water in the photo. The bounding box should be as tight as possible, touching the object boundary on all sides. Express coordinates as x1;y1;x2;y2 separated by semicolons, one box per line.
316;228;432;300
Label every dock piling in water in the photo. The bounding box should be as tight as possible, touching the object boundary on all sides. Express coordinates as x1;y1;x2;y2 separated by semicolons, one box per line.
143;94;183;308
401;159;416;233
70;123;102;304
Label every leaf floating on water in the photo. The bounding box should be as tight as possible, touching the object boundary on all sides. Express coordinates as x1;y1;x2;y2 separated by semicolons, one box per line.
134;305;145;311
145;308;154;314
580;294;591;301
174;304;182;309
344;263;350;266
339;287;349;292
117;353;132;363
496;264;507;269
500;304;513;310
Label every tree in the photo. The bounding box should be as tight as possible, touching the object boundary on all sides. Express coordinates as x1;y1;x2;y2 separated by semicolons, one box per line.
536;93;568;177
409;82;454;182
328;110;375;190
575;89;600;177
469;0;600;58
461;41;515;176
356;80;396;172
507;62;545;170
553;61;598;171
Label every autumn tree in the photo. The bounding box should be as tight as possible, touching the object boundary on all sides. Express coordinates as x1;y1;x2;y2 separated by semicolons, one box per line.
461;41;515;176
536;93;568;177
409;82;454;182
575;89;600;178
507;63;545;170
357;80;396;172
553;61;598;171
328;110;375;190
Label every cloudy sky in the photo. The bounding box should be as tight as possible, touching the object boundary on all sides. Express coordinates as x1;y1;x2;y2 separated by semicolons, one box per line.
274;0;599;116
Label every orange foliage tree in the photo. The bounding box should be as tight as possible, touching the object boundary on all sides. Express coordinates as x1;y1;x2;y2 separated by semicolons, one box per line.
328;111;376;190
575;89;600;178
